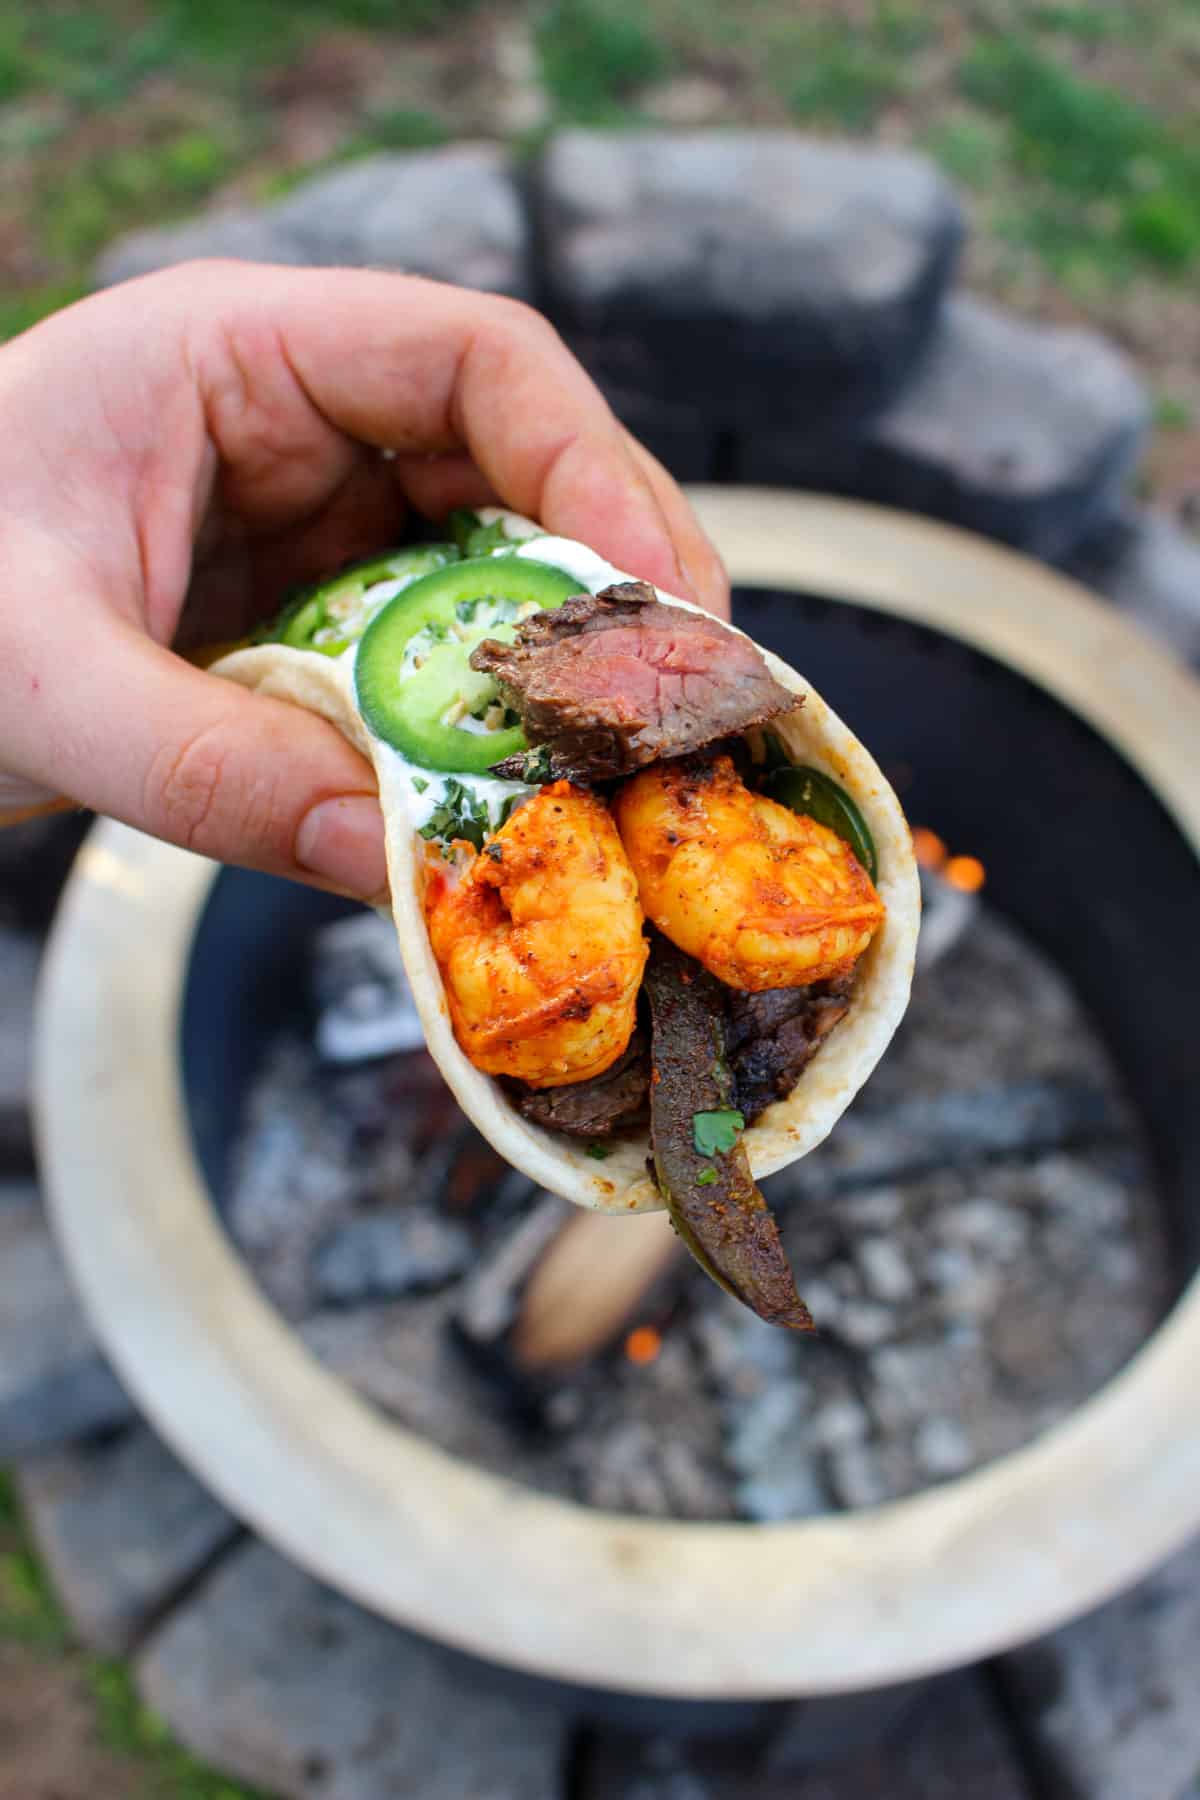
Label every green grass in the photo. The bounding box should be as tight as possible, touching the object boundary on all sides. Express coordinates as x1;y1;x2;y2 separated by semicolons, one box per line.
0;281;85;344
777;3;933;132
1029;4;1135;40
536;0;672;121
86;1658;271;1800
39;127;239;265
959;35;1200;278
1153;392;1193;431
0;1466;266;1799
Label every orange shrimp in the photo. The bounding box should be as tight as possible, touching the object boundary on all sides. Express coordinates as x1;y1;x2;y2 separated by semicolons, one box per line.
424;781;648;1088
613;755;885;991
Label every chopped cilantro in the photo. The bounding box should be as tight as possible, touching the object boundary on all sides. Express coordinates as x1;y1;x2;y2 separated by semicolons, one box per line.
466;518;514;557
411;775;428;794
516;745;554;784
696;1167;718;1186
585;1142;611;1161
692;1108;745;1158
417;777;490;850
455;597;482;623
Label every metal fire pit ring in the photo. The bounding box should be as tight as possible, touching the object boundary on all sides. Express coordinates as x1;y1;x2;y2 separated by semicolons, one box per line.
34;490;1200;1701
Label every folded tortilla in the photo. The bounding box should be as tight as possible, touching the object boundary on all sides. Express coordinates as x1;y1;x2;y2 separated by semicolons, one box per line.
212;511;920;1215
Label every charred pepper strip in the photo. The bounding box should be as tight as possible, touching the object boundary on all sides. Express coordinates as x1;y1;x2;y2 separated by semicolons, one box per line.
643;933;814;1332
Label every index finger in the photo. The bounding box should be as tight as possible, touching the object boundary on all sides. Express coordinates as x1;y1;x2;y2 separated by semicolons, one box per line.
188;263;729;615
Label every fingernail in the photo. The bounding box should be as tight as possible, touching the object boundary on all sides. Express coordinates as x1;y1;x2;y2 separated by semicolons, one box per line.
295;794;388;899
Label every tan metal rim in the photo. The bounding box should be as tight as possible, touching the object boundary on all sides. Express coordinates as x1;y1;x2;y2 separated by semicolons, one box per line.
33;491;1200;1698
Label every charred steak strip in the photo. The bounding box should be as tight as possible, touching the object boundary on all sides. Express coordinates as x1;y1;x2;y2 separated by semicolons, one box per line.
643;933;813;1332
474;581;795;783
727;978;853;1125
514;1031;650;1138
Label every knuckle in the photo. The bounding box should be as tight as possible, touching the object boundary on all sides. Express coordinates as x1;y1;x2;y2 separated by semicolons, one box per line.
145;721;286;862
145;724;229;853
492;294;559;349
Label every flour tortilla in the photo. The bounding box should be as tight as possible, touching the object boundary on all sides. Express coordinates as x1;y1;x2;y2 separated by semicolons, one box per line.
212;513;920;1214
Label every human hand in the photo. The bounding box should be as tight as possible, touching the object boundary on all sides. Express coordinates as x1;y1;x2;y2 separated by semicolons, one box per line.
0;262;728;898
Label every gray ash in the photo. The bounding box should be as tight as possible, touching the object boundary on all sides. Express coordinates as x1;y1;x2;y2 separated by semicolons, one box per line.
223;899;1170;1523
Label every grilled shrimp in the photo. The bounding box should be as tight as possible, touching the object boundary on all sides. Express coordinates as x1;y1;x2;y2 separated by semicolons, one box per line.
613;755;885;992
424;781;648;1088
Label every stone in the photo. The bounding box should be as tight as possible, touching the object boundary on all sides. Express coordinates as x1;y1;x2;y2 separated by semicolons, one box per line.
138;1541;568;1800
453;1192;571;1345
311;910;426;1064
825;1440;889;1511
743;295;1147;563
0;1200;134;1455
538;132;963;433
95;146;531;298
93;210;303;287
912;1416;971;1478
833;1300;895;1350
0;926;39;1169
17;1427;238;1654
1071;510;1200;669
312;1208;473;1305
998;1531;1200;1800
580;1673;1029;1798
855;1236;916;1304
790;1075;1122;1200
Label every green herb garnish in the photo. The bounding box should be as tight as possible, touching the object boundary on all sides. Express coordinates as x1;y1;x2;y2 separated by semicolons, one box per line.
586;1143;611;1161
692;1108;746;1158
696;1167;719;1186
411;776;428;794
417;777;491;851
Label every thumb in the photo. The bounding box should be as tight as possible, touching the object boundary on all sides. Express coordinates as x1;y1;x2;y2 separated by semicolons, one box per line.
34;630;388;899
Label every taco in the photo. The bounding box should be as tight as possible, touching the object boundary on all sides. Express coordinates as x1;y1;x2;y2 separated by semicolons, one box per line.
212;508;920;1327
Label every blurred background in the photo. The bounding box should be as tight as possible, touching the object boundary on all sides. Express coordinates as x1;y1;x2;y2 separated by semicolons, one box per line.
2;0;1199;520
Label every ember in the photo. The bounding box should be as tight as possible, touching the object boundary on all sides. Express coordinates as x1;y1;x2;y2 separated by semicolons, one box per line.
624;1326;663;1366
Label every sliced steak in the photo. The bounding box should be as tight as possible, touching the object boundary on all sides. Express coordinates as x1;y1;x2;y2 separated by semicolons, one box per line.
727;977;853;1125
474;581;795;783
514;1030;650;1138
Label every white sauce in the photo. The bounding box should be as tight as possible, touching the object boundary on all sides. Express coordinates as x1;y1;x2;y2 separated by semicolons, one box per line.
351;520;624;839
515;534;625;592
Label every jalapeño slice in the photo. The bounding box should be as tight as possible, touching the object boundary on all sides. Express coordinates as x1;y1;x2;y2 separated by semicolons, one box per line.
765;765;879;884
268;543;459;657
354;555;580;772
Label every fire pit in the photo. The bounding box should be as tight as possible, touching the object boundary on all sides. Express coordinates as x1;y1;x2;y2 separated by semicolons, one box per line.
34;490;1200;1707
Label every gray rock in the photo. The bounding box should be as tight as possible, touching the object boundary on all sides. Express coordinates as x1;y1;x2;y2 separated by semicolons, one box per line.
0;1200;134;1455
0;926;39;1169
833;1300;896;1350
96;146;531;298
582;1674;1028;1797
810;1399;870;1451
745;294;1147;562
312;1209;472;1306
93;210;303;286
1069;510;1200;668
912;1416;971;1478
793;1075;1122;1201
454;1192;570;1345
138;1541;567;1800
17;1428;237;1654
998;1532;1200;1800
855;1236;916;1304
825;1440;889;1511
539;132;963;432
